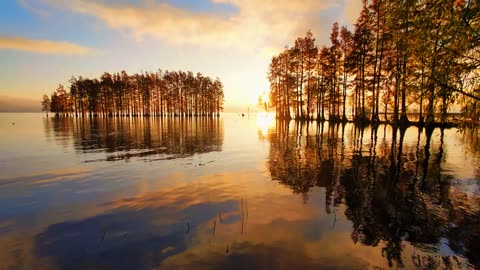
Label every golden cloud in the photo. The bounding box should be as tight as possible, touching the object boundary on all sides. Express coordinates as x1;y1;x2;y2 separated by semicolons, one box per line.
0;36;93;55
43;0;338;48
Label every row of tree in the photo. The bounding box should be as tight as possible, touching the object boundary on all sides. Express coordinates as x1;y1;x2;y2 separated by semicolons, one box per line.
42;70;225;117
267;0;480;126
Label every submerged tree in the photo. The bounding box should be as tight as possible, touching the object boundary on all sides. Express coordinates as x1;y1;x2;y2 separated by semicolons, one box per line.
50;84;72;117
41;94;50;117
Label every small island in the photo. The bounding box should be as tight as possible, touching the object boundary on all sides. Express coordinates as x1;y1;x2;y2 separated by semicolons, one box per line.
42;70;224;118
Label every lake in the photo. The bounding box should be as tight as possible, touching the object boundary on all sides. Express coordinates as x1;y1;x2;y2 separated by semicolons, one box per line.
0;113;479;270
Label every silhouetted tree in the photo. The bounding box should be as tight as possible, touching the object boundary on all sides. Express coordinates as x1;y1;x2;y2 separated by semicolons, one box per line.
45;69;225;118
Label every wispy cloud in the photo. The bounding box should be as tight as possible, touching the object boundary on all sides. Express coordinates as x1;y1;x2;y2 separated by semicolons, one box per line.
0;36;93;55
17;0;50;17
43;0;338;49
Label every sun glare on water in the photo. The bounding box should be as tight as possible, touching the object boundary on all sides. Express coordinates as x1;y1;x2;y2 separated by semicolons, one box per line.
256;112;275;137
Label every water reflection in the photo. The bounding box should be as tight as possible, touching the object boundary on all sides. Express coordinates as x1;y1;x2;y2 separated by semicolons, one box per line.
267;121;480;269
29;172;326;270
2;114;480;270
34;184;238;270
45;117;224;162
256;112;275;139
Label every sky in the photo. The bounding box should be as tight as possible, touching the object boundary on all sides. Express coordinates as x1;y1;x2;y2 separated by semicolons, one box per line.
0;0;362;112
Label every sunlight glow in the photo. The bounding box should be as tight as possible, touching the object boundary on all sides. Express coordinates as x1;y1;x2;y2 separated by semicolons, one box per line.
261;90;269;105
256;112;275;137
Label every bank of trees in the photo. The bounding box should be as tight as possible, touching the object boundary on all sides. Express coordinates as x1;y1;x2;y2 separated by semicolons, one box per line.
44;70;224;117
268;0;480;126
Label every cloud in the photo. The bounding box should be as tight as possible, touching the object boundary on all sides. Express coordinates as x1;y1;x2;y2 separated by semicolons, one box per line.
43;0;339;48
17;0;50;17
0;36;93;55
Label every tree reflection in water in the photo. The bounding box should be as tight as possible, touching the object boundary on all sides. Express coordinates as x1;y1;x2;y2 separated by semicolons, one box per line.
267;121;480;269
46;117;224;162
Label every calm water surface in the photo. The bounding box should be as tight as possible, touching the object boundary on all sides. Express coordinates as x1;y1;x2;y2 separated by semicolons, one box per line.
0;113;479;270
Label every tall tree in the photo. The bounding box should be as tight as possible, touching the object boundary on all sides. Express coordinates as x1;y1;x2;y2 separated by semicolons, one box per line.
340;26;353;121
41;94;50;117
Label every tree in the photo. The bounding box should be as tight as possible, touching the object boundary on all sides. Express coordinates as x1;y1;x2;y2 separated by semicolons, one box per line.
50;84;72;117
351;0;372;123
304;31;319;119
340;26;353;121
41;94;50;117
257;91;270;112
329;22;342;121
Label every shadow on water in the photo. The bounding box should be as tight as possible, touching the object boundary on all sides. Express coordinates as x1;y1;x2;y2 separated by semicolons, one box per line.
44;117;224;162
267;121;480;269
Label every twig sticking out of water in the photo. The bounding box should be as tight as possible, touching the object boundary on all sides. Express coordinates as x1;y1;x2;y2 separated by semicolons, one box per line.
99;225;108;243
240;198;244;235
218;212;223;223
244;199;248;233
332;209;337;230
212;220;217;236
240;197;249;235
186;223;190;234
